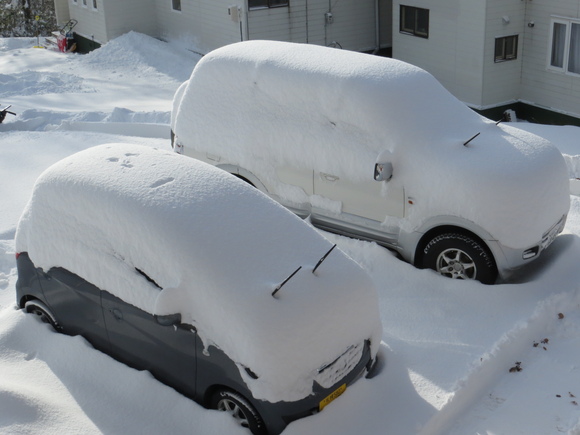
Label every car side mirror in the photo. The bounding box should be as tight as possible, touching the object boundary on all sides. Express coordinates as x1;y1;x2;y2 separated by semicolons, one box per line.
374;161;393;181
155;313;181;326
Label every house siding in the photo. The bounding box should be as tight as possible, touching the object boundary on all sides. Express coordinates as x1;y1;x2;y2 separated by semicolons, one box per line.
480;0;525;108
248;0;390;52
54;0;70;26
68;0;108;44
392;0;487;106
154;0;242;53
519;0;580;118
103;0;157;42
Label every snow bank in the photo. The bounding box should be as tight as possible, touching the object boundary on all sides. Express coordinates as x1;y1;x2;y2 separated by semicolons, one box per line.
174;40;570;249
15;143;382;403
83;31;201;83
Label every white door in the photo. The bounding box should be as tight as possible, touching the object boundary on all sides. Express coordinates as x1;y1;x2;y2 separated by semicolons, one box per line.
313;171;405;222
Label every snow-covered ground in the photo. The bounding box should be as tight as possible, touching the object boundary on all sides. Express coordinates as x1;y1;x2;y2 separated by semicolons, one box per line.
1;33;580;434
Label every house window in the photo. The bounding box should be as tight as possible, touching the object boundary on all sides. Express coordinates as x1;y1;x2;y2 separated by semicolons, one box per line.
400;5;429;38
494;35;518;62
82;0;87;6
172;0;181;11
549;18;580;75
249;0;289;10
92;0;97;9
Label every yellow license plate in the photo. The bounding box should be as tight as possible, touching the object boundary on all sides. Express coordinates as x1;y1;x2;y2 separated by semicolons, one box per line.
319;383;347;411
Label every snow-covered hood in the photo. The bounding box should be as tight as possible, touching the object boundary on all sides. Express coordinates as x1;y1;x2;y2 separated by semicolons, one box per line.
173;40;570;249
15;143;382;403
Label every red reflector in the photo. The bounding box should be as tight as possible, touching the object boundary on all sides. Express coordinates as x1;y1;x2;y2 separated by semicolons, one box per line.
15;252;21;260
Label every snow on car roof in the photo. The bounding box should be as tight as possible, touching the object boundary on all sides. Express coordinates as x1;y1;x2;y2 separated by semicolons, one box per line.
174;40;570;249
15;143;382;402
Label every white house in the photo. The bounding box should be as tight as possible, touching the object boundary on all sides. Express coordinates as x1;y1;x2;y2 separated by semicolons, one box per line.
393;0;580;123
53;0;579;123
53;0;393;55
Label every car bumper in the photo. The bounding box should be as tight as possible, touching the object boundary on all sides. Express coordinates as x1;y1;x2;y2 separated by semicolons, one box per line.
495;214;567;278
254;339;375;435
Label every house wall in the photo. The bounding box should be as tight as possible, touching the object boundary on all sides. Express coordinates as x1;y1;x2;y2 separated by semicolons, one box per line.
480;0;526;109
392;0;487;106
67;0;108;44
102;0;157;42
154;0;243;53
519;0;580;118
54;0;70;26
247;0;390;52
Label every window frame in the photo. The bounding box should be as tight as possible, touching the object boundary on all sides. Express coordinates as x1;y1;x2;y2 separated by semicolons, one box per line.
494;35;518;63
548;17;580;76
248;0;289;10
399;5;429;39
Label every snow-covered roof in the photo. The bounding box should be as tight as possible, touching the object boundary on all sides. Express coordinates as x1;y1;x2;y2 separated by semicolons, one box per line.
15;143;382;402
174;40;570;249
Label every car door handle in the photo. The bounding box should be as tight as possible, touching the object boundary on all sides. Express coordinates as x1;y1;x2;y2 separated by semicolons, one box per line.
320;172;339;182
110;308;123;321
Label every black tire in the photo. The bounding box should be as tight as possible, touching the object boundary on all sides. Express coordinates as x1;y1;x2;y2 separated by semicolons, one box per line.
211;390;266;435
421;233;498;284
24;300;60;330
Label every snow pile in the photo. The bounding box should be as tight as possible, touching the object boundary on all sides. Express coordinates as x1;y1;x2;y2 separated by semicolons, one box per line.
15;143;381;402
83;31;201;83
173;40;570;249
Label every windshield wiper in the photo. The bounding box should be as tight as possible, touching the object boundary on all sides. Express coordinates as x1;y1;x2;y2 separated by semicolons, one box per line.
313;244;337;274
272;266;302;297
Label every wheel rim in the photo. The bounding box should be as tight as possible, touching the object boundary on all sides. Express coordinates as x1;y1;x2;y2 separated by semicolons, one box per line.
25;301;58;329
29;306;52;324
436;248;477;280
217;398;249;428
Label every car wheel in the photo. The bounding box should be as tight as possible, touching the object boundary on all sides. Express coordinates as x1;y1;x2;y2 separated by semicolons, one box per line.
421;233;497;284
24;300;60;330
211;390;266;435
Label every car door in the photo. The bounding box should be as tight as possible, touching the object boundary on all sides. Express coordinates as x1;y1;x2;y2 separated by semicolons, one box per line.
313;171;405;221
38;268;111;353
101;290;197;398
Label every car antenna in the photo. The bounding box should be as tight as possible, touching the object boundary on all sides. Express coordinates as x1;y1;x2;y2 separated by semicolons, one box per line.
272;266;302;298
312;244;337;274
463;132;480;147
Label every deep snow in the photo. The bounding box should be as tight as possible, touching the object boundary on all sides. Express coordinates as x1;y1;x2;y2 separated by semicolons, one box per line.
1;32;580;434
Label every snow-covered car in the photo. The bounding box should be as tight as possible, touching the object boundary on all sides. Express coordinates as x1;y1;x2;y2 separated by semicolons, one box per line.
171;40;570;284
15;143;382;435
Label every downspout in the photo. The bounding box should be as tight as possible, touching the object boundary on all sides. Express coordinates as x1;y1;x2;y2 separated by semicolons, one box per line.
373;0;380;54
306;0;309;43
244;0;250;41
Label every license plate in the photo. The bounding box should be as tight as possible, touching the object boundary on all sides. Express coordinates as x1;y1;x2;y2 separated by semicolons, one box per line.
319;384;347;411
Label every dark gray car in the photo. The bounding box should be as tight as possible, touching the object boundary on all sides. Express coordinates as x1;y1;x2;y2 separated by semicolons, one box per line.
15;144;382;434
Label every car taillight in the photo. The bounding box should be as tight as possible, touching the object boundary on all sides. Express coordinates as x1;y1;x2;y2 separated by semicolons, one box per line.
15;252;21;260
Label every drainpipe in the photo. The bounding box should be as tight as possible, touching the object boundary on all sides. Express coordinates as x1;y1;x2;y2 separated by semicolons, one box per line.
245;0;250;41
373;0;380;54
306;0;309;43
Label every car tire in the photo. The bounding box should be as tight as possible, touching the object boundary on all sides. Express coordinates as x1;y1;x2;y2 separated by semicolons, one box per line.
24;299;60;330
421;233;497;284
211;390;266;435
